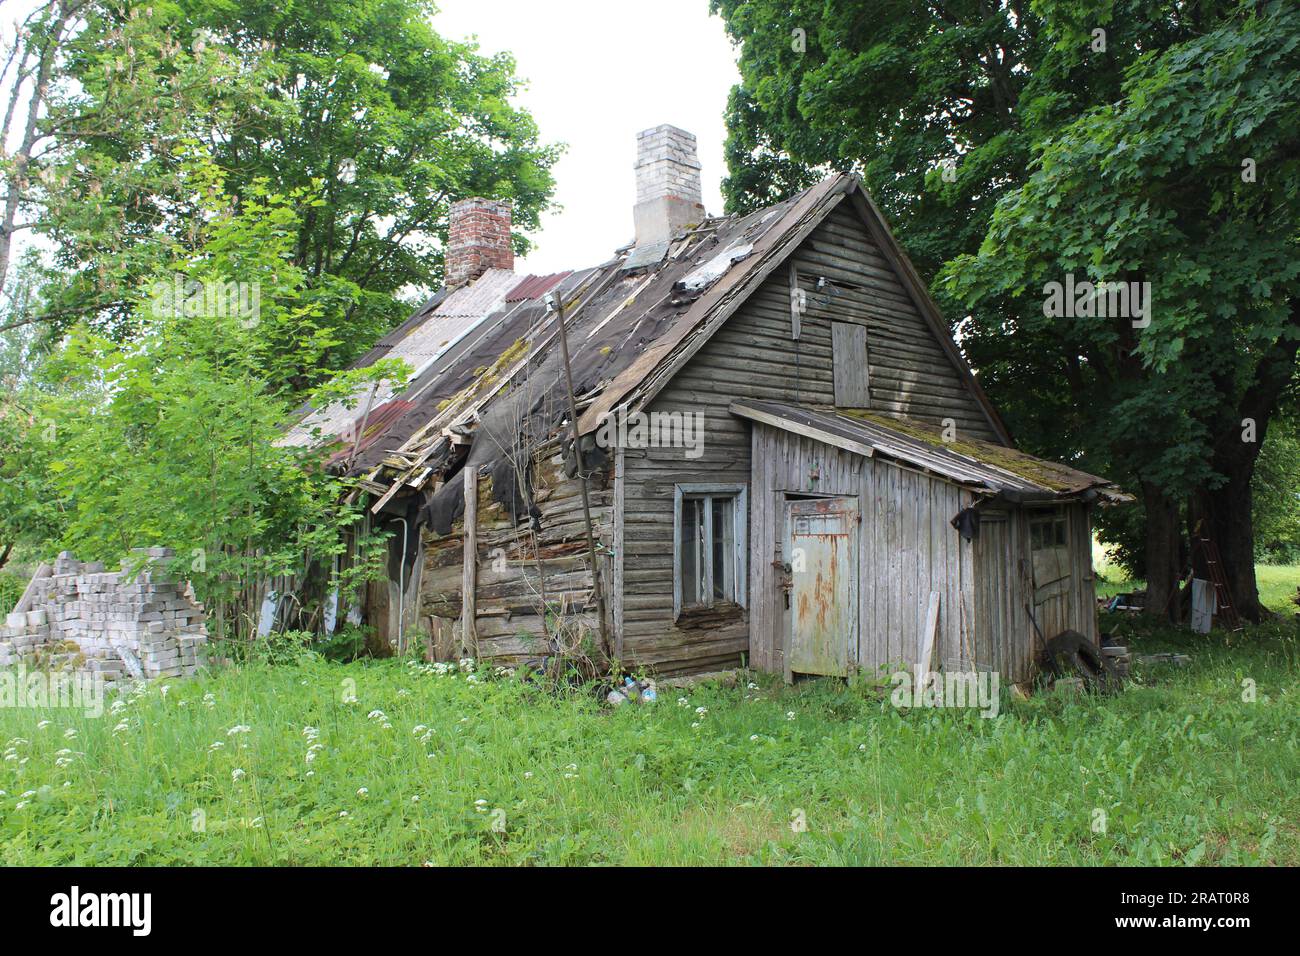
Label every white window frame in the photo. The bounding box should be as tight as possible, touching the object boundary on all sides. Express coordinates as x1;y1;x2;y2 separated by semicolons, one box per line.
672;482;748;619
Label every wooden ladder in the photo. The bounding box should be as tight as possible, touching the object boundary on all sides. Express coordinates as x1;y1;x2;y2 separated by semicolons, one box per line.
1193;537;1241;631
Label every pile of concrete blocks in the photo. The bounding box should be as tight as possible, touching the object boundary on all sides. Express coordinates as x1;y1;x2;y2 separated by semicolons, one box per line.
0;549;209;682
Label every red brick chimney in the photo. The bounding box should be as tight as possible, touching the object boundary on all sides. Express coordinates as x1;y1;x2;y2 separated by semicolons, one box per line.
445;197;514;288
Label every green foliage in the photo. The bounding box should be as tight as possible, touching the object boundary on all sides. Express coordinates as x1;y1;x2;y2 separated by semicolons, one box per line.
711;0;1209;274
25;2;288;342
16;151;398;637
58;0;558;362
16;0;557;374
714;1;1299;592
0;571;24;614
945;0;1300;524
0;388;63;556
1;616;1296;864
1254;415;1300;562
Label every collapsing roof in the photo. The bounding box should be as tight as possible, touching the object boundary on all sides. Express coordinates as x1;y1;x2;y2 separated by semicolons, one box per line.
282;171;1120;525
729;400;1129;504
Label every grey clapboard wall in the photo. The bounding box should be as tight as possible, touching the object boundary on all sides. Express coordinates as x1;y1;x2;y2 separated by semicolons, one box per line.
747;425;977;677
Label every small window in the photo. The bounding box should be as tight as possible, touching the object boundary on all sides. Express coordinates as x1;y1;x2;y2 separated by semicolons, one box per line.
832;321;870;408
1029;510;1070;589
674;484;748;617
1030;514;1068;551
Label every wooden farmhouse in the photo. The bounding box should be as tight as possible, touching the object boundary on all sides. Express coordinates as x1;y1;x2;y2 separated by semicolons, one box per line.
283;125;1125;682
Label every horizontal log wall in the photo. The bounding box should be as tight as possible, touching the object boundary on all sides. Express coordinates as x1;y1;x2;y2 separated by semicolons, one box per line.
418;437;612;668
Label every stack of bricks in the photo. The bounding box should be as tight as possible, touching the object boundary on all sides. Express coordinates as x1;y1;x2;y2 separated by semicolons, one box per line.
0;549;209;682
634;125;703;206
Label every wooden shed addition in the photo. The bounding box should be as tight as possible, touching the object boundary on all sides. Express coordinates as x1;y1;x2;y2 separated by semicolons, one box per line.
732;401;1115;683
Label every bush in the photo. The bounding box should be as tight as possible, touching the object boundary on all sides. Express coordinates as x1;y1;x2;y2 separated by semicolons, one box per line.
0;571;24;615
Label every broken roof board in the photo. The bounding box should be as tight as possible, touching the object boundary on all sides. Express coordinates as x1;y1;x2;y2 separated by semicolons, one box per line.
729;399;1122;500
297;172;1036;505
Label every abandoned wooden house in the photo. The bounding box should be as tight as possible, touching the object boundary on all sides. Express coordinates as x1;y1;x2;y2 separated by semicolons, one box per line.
282;124;1126;681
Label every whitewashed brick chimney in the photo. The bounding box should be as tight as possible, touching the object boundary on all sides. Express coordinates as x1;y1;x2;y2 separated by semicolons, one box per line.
446;197;513;288
633;125;704;248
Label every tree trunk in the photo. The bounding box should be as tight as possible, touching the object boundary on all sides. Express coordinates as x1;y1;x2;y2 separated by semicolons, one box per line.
1142;481;1182;622
1192;454;1268;622
1197;300;1300;622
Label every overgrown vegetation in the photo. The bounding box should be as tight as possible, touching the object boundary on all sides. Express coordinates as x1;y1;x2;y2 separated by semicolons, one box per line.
1;614;1295;865
0;0;560;629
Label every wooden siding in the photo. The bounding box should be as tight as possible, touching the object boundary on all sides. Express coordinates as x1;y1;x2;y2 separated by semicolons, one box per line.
618;203;1001;673
748;426;978;678
971;503;1098;683
417;436;612;667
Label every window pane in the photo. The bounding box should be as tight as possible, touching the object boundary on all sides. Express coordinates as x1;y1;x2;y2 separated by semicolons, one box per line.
681;499;701;606
712;497;735;601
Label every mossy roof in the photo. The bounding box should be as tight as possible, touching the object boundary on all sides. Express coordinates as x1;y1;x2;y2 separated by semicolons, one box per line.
732;400;1127;501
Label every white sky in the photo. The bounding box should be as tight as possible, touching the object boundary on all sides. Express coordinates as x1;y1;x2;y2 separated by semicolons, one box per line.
432;0;741;274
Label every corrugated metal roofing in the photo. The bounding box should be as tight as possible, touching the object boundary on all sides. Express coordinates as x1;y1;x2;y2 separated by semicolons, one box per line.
505;271;572;302
281;269;520;448
729;400;1124;501
324;399;416;467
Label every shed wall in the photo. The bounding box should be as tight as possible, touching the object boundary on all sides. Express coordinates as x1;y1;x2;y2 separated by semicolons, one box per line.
747;426;979;677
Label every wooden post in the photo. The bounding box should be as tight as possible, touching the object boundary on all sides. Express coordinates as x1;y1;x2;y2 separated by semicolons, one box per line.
918;590;941;688
549;292;611;659
461;467;478;654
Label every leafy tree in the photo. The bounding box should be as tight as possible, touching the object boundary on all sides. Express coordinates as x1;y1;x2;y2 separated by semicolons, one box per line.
714;0;1298;619
90;0;557;361
945;1;1300;619
1253;413;1300;563
24;152;401;637
5;0;559;376
711;0;1214;273
1;1;285;342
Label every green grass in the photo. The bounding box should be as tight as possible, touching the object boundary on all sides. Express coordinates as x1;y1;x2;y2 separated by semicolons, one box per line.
2;617;1297;865
1258;564;1300;614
